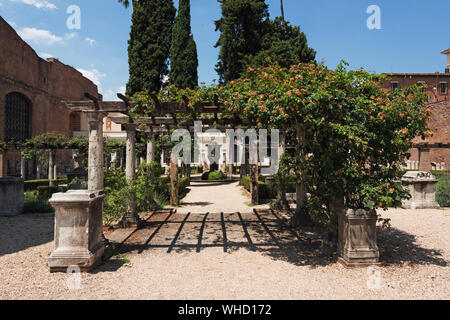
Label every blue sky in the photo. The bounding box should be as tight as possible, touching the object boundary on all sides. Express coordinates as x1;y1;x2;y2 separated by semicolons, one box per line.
1;0;449;100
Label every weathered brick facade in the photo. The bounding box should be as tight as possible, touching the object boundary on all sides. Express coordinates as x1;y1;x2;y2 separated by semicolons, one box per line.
0;17;101;178
381;72;450;170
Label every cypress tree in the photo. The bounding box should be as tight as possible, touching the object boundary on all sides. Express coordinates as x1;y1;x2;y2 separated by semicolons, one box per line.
126;0;176;95
214;0;269;83
249;17;316;68
170;0;198;89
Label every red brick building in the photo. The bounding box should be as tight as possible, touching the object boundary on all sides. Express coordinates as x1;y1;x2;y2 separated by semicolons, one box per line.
381;49;450;170
0;17;101;178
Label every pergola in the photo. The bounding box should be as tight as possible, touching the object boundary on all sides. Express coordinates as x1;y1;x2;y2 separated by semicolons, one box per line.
64;93;261;226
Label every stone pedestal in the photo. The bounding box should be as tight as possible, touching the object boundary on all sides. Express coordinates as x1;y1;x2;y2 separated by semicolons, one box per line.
401;171;439;209
48;190;105;272
337;208;380;267
0;177;24;215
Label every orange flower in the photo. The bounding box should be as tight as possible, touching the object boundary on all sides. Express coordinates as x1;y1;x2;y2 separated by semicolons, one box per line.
398;128;408;136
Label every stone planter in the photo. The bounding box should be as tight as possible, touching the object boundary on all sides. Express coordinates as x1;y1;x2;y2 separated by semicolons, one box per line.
337;208;380;267
48;190;105;272
0;177;24;215
401;171;439;209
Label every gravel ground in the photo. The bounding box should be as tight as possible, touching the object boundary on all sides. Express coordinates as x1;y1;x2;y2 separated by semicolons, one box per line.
176;181;269;213
0;186;449;300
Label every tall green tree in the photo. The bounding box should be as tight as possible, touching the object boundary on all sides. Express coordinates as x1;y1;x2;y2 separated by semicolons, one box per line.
214;0;269;83
125;0;176;95
170;0;199;89
249;17;316;68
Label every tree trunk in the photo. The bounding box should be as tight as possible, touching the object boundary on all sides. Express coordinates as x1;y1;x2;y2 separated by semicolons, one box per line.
170;154;178;206
295;124;307;216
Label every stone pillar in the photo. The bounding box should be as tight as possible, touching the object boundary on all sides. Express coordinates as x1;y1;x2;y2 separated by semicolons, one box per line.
48;150;55;186
337;207;380;267
0;177;24;215
48;112;106;272
146;131;155;163
20;151;26;180
121;123;142;227
0;151;6;178
87;113;104;191
36;162;41;180
418;148;431;172
48;190;105;272
170;154;178;206
401;171;440;209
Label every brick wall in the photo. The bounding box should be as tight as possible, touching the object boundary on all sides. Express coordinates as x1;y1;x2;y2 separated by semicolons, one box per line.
0;17;101;177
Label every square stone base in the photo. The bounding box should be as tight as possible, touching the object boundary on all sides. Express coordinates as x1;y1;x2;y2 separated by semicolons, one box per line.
48;245;105;273
401;171;440;209
338;208;380;267
48;190;105;272
0;177;24;215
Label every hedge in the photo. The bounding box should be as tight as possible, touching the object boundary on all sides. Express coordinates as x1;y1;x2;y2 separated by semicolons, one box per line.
201;171;227;181
24;177;68;192
436;174;450;207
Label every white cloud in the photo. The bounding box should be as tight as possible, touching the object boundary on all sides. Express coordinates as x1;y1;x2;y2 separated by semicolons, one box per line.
18;27;63;45
64;32;77;41
10;0;56;10
85;37;96;45
39;52;53;59
77;68;106;93
103;86;126;101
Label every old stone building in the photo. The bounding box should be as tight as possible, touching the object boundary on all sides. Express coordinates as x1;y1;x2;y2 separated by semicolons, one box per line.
0;17;101;178
381;49;450;170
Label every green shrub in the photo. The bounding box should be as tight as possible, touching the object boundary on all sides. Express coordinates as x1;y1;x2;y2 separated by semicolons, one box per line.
36;185;59;200
178;177;189;194
103;187;128;226
201;171;227;181
104;169;126;195
436;175;450;207
241;176;277;200
23;191;54;213
208;171;226;180
241;176;250;191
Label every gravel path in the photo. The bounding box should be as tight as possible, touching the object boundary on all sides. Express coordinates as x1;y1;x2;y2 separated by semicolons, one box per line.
0;186;449;299
176;181;269;213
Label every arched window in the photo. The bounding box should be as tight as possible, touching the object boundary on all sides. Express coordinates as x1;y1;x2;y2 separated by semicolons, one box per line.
5;92;31;142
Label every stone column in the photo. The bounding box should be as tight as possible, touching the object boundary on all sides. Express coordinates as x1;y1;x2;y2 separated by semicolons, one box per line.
48;111;106;272
121;123;142;227
146;131;155;163
20;151;26;180
418;148;431;172
48;150;55;186
36;162;41;180
0;151;6;178
87;113;104;191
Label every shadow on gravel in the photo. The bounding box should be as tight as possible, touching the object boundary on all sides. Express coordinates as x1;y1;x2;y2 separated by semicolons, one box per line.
378;227;448;267
0;213;54;257
115;209;333;268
